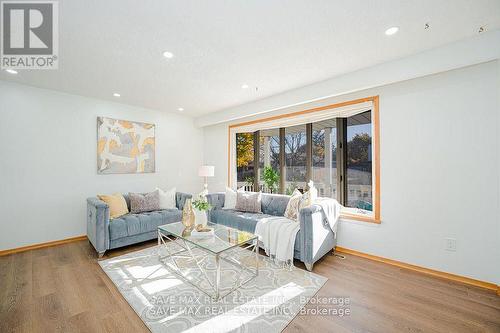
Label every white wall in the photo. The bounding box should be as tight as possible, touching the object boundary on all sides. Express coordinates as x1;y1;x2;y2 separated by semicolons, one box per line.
0;81;204;251
196;30;500;127
202;61;500;284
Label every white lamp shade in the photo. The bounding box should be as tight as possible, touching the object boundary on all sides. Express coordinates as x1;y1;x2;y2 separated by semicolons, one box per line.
198;165;215;177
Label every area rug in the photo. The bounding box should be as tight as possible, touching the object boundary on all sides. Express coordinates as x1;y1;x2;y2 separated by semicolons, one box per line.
99;243;327;333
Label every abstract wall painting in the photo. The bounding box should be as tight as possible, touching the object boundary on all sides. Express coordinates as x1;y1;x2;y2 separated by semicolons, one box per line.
97;117;155;174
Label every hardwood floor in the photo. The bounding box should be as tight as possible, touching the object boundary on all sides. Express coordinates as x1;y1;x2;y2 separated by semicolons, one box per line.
1;240;499;333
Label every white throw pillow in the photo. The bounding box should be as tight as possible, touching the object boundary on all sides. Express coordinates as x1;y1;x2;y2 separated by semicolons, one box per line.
223;187;241;209
157;187;176;209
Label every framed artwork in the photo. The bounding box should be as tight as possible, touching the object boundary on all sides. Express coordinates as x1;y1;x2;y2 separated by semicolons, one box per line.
97;117;155;174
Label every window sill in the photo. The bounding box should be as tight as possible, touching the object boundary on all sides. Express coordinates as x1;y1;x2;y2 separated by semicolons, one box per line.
340;212;381;224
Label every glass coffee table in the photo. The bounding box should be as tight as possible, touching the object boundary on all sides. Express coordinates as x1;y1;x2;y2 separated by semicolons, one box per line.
157;222;259;300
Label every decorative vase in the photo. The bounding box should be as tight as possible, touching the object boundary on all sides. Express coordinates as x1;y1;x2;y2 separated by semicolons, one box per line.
193;208;208;227
182;199;195;229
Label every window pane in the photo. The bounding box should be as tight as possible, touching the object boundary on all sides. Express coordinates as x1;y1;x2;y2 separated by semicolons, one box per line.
236;132;254;190
346;111;372;212
284;125;307;194
259;129;280;193
312;119;337;198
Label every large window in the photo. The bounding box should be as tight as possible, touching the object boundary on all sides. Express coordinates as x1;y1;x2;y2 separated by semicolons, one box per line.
346;111;372;211
230;97;380;223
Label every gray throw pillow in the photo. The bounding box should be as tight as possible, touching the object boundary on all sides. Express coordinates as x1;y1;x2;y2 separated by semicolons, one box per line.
129;191;160;213
235;191;262;213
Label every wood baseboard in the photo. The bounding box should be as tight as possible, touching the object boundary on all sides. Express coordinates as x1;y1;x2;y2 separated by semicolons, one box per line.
2;238;498;295
0;235;88;256
335;246;499;294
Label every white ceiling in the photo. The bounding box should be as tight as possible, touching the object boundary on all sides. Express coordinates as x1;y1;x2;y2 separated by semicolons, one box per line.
1;0;499;117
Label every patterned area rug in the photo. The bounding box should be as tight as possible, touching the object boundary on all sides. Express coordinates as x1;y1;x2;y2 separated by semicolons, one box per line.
99;243;327;333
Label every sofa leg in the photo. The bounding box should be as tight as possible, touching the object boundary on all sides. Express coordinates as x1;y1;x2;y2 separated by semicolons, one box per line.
97;251;105;259
305;263;314;271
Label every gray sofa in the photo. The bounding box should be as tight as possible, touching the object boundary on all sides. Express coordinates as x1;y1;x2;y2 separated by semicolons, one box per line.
206;192;337;271
87;192;191;257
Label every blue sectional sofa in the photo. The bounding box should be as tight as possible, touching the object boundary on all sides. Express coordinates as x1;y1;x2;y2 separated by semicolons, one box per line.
87;192;191;257
206;192;337;271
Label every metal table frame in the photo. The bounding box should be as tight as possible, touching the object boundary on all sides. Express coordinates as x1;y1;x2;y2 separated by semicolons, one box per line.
157;228;259;300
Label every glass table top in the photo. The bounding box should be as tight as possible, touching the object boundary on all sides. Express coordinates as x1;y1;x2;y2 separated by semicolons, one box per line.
158;222;258;255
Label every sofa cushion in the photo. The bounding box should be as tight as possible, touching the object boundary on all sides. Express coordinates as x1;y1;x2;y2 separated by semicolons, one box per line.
97;193;129;219
210;209;275;233
223;187;240;210
284;189;303;221
157;187;176;209
235;191;262;213
109;209;181;240
261;193;290;216
129;191;160;213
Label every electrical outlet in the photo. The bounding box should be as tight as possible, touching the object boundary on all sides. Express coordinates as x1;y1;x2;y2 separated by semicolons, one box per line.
445;238;457;251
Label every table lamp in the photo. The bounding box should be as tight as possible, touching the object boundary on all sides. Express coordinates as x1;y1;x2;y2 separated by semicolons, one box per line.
198;165;215;196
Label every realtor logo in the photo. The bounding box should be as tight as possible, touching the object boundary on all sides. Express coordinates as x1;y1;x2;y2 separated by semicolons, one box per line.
1;1;58;69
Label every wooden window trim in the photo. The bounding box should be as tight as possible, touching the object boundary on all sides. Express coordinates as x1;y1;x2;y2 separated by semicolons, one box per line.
341;212;381;224
228;96;380;223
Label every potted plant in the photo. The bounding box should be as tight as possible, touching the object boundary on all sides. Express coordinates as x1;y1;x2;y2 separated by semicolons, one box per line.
192;194;212;227
262;166;279;193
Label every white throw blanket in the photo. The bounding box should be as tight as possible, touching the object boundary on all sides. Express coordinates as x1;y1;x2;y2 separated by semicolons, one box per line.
314;198;342;237
254;198;342;267
254;216;300;267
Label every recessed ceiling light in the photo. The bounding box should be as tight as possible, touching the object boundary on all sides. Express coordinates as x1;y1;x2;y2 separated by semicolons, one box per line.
163;51;174;59
5;69;18;74
385;26;399;36
113;93;121;97
241;84;249;89
177;107;184;111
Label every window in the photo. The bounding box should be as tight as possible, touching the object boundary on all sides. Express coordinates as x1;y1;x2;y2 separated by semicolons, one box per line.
236;133;254;190
346;111;372;212
229;96;380;223
285;125;307;194
259;128;280;193
312;119;337;198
